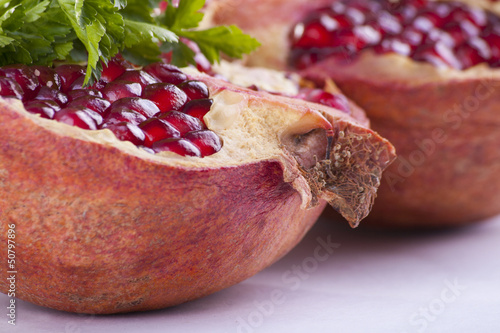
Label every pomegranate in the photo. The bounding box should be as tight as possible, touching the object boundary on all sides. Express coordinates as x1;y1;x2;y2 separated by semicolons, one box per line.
0;59;395;313
206;0;500;227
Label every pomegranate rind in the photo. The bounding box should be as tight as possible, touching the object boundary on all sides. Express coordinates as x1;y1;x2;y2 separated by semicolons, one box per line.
206;0;500;227
0;70;394;313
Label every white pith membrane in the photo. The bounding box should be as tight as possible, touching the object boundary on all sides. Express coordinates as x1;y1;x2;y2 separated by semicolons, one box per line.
204;0;500;82
1;62;395;226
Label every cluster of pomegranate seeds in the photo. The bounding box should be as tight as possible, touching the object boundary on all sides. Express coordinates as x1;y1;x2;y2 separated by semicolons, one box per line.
289;0;500;70
0;57;222;157
247;84;351;114
295;88;351;114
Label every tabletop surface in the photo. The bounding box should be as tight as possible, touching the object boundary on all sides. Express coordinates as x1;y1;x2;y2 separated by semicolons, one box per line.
2;214;499;333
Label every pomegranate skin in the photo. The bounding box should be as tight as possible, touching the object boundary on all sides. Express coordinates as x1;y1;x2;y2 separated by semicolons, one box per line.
206;0;500;227
0;70;394;313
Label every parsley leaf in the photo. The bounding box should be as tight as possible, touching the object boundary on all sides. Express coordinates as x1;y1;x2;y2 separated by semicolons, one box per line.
159;0;260;65
163;0;204;31
179;25;261;63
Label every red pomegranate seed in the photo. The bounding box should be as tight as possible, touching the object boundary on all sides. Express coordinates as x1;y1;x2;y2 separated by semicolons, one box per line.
103;108;148;126
115;70;160;89
0;65;40;100
0;77;24;99
67;89;103;101
400;26;425;49
67;96;111;114
193;52;213;74
34;86;68;107
143;63;187;85
292;20;335;48
102;81;142;103
180;38;214;74
24;100;59;119
32;66;61;90
450;7;488;28
373;37;412;56
181;98;213;125
100;57;132;83
297;89;351;114
348;0;382;13
54;107;101;130
482;32;500;60
141;83;187;112
330;26;380;51
372;10;402;35
106;97;160;118
103;122;145;145
455;38;492;68
413;42;462;69
69;76;106;91
139;118;181;147
178;80;210;100
426;28;457;48
440;22;468;46
157;111;204;136
55;65;85;92
152;138;201;157
184;130;223;156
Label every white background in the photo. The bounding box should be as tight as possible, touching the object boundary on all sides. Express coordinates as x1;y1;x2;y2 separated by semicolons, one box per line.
1;214;500;333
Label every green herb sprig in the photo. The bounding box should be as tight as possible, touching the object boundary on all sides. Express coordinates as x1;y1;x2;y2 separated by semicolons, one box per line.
0;0;260;84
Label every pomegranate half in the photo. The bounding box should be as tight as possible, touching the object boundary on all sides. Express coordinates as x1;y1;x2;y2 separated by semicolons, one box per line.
206;0;500;227
0;63;394;313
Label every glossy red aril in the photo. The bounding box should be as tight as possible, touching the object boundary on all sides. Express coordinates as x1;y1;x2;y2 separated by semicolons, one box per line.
0;65;40;100
289;0;500;70
55;65;85;92
157;111;204;135
151;138;201;157
184;130;223;156
102;81;142;103
296;88;351;114
32;66;62;90
115;70;159;88
100;57;133;83
181;98;213;125
54;107;101;130
104;122;146;145
413;41;462;69
139;118;181;147
67;89;103;101
23;100;59;119
141;83;187;112
143;63;188;85
107;97;160;118
0;77;24;99
34;86;68;107
178;80;209;100
67;96;111;114
103;108;148;126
